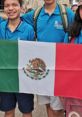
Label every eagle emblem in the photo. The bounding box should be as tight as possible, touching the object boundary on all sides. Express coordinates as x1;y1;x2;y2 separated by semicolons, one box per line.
23;58;49;80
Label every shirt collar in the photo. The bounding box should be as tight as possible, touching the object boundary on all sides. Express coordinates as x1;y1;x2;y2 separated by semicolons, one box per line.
5;19;24;33
40;4;60;16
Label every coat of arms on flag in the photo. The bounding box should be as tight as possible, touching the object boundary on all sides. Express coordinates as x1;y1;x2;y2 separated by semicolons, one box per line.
23;58;49;80
0;40;82;99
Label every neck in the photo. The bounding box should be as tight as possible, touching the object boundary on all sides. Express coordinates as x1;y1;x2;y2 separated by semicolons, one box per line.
8;17;21;26
44;2;56;14
8;18;21;32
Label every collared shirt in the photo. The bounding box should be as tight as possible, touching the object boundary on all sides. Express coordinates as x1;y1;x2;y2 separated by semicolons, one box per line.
0;17;5;23
64;31;82;44
0;19;34;41
22;4;74;43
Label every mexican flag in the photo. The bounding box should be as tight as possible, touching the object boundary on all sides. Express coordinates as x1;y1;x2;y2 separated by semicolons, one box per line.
0;40;82;99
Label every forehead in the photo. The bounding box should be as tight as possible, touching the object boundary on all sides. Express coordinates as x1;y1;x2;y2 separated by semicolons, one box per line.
4;0;19;4
72;5;78;9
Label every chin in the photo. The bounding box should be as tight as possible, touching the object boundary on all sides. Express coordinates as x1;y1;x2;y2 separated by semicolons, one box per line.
8;17;15;20
8;16;18;20
45;1;55;5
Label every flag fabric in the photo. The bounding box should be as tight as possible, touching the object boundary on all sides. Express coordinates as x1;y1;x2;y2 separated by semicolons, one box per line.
0;40;82;99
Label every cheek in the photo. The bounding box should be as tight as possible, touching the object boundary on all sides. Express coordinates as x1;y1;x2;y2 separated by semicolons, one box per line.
80;9;82;19
16;7;21;12
4;7;8;11
4;8;8;14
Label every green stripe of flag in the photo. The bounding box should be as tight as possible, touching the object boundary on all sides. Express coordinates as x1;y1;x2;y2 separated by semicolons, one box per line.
0;40;19;92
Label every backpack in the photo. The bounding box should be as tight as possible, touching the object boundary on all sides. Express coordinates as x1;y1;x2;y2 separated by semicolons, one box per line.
33;3;68;39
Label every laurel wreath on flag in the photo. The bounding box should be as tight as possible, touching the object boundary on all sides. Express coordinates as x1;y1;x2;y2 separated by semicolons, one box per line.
68;111;80;117
23;58;49;80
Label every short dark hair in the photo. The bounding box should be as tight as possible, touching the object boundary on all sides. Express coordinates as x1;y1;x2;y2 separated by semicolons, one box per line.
17;0;22;6
4;0;23;6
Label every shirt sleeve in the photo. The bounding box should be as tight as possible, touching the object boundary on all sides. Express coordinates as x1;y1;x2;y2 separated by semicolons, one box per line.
64;33;70;43
27;26;35;41
0;17;5;23
66;7;75;25
21;10;34;27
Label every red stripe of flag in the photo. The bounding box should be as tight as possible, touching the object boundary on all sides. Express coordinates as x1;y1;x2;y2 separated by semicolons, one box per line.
55;43;82;99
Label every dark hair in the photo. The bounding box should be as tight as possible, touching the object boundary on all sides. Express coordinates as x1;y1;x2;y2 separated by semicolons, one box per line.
4;0;23;6
69;5;82;38
18;0;23;6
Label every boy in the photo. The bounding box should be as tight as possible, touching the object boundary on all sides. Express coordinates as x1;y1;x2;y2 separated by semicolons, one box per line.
0;0;34;117
22;0;74;117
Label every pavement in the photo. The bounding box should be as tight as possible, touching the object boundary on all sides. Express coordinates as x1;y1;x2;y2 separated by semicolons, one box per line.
0;96;47;117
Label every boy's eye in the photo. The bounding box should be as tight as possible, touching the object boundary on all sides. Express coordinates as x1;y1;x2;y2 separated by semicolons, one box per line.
4;3;19;8
12;3;19;7
4;4;9;8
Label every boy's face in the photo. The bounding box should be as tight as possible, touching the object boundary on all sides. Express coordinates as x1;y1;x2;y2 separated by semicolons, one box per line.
72;5;78;12
44;0;55;5
4;0;21;20
79;7;82;19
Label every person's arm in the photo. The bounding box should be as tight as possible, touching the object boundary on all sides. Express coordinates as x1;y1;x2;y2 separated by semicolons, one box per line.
21;10;34;27
66;7;75;25
0;23;3;39
0;16;6;23
27;25;35;41
64;33;70;43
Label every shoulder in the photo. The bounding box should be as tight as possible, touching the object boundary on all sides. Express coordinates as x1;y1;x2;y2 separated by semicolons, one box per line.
20;20;34;40
22;20;34;30
22;10;35;19
64;33;70;43
0;20;8;38
56;4;74;15
66;7;74;18
26;9;35;15
57;3;74;17
21;10;35;26
65;7;74;23
21;20;34;32
0;17;5;23
0;20;8;29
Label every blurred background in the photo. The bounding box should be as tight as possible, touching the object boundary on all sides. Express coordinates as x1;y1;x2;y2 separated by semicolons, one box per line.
0;0;80;10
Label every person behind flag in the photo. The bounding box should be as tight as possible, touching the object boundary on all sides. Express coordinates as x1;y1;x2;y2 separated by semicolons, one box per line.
0;0;34;117
78;0;82;6
71;4;78;13
22;0;74;117
63;3;82;117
